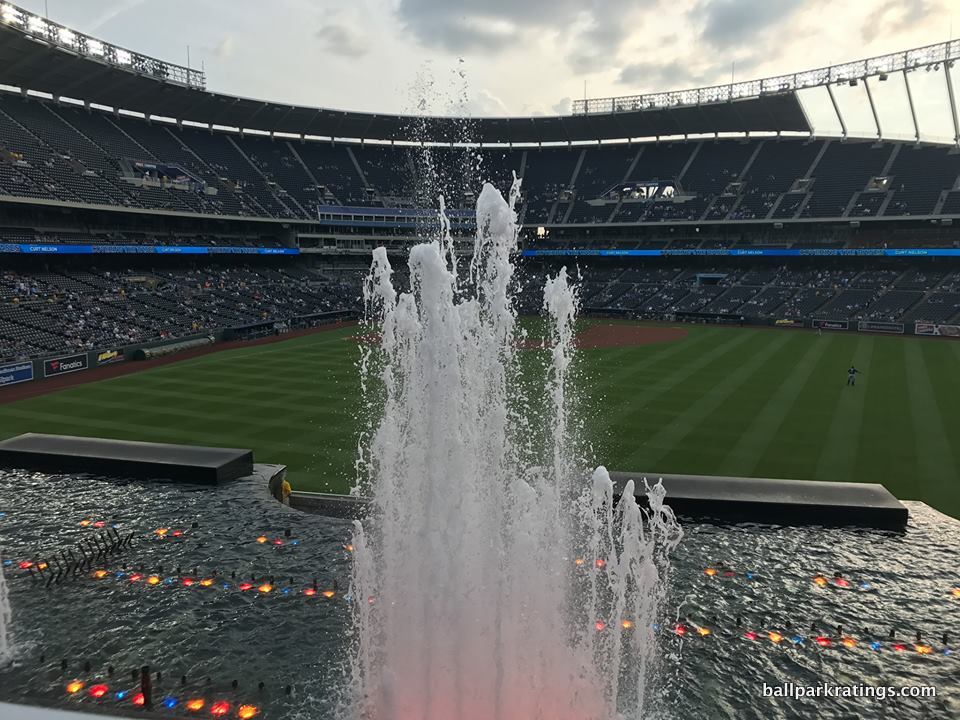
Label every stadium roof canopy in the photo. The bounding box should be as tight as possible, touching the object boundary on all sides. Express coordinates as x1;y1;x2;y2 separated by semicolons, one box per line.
0;3;810;144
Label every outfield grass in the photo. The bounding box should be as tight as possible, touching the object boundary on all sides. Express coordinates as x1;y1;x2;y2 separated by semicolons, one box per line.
1;323;958;518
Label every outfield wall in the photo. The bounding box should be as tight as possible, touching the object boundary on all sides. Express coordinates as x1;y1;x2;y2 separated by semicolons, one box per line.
0;310;355;391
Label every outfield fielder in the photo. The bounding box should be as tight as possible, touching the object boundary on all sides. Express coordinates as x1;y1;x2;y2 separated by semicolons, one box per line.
847;365;861;386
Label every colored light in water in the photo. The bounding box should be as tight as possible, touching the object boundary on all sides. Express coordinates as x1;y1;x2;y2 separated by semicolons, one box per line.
791;635;805;645
80;520;91;527
172;530;184;537
768;632;783;644
182;578;195;587
893;643;908;652
745;571;756;580
155;528;169;536
722;571;735;577
93;521;105;528
343;544;353;552
186;698;205;711
594;621;606;632
574;558;584;566
238;583;253;591
812;576;828;587
2;560;11;566
258;584;273;593
952;588;960;598
859;581;872;590
88;684;109;699
66;681;84;694
210;700;230;716
200;578;214;587
915;644;933;654
163;697;179;709
256;536;267;544
675;624;689;636
129;573;143;583
303;588;316;597
147;576;161;586
870;641;882;651
321;590;335;599
115;691;128;700
18;561;33;569
743;631;757;641
37;562;48;570
367;596;376;605
841;637;856;648
704;568;717;576
621;619;634;630
272;539;283;546
833;577;850;588
290;540;300;546
594;559;606;568
697;626;711;637
815;636;832;647
132;693;145;706
238;705;259;719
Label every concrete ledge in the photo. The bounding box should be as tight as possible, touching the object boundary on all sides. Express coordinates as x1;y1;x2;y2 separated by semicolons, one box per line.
289;491;368;519
0;433;253;484
610;471;909;529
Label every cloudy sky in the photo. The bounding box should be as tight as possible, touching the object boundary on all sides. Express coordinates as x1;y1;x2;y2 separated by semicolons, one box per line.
10;0;958;134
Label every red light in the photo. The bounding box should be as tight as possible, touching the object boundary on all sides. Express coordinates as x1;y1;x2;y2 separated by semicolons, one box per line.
723;571;736;577
87;684;108;698
93;521;105;528
18;561;33;570
595;620;606;631
893;643;908;652
743;630;757;641
129;573;143;583
182;578;195;587
834;578;850;588
239;583;253;591
132;693;145;706
815;636;832;647
367;596;376;605
172;530;184;537
303;588;316;597
211;700;230;716
594;559;605;568
272;539;283;546
676;624;689;636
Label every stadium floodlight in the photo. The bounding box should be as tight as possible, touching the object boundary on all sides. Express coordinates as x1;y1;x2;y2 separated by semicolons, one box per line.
0;2;204;89
573;39;960;116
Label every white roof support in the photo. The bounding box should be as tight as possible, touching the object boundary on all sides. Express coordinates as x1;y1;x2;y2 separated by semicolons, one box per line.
945;62;960;146
826;84;847;139
903;69;920;142
863;77;882;139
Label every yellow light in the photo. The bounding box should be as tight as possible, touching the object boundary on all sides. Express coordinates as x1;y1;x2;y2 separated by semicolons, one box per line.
621;619;634;629
200;578;214;587
258;584;273;594
768;632;783;644
697;626;712;637
256;536;268;544
93;570;108;579
322;590;335;599
185;698;205;711
951;588;960;598
344;544;354;552
37;562;48;570
842;637;857;648
238;705;259;719
66;681;84;694
704;567;717;576
155;528;169;537
813;576;828;587
915;644;933;654
574;558;585;566
147;576;161;586
80;520;91;527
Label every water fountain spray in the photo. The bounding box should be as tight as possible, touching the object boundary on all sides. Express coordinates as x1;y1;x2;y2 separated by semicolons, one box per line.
0;550;12;662
349;176;680;720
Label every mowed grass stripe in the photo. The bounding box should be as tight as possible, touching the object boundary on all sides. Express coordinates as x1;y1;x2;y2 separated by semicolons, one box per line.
813;335;874;482
717;331;828;477
619;330;794;469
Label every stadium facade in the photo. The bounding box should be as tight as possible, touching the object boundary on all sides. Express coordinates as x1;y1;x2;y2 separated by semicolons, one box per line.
2;1;960;382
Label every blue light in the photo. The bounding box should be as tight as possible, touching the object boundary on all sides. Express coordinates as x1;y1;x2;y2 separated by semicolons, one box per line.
290;540;301;546
282;588;292;595
114;571;126;578
790;635;805;645
870;641;882;651
116;690;128;700
162;697;178;709
859;581;872;590
2;559;11;567
222;583;231;590
745;571;755;580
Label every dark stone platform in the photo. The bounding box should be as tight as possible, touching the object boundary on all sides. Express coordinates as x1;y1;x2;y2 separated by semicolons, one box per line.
610;471;909;529
0;433;253;484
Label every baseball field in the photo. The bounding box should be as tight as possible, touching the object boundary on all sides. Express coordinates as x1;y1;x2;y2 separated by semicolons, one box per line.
1;321;958;518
